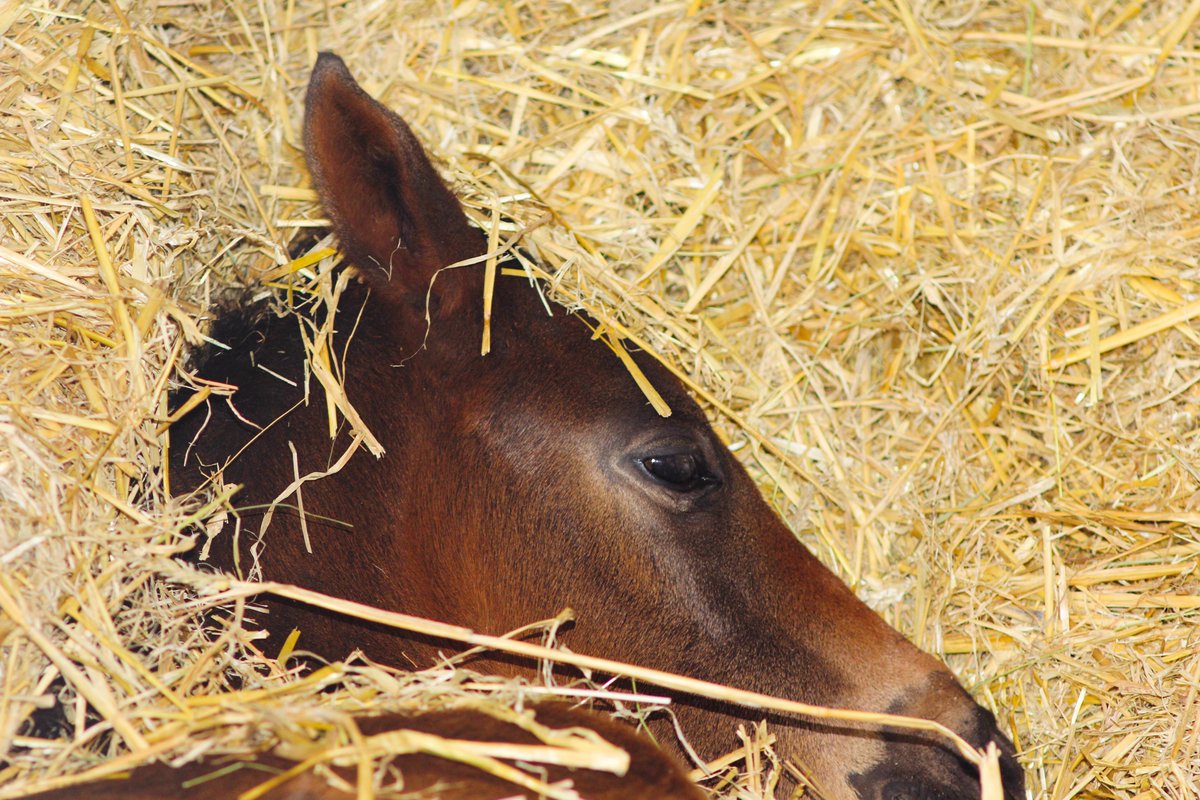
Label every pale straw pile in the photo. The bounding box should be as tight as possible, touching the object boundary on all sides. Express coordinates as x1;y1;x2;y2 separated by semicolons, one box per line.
2;1;1199;798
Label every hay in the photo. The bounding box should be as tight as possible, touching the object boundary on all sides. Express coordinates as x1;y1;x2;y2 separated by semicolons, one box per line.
2;1;1199;798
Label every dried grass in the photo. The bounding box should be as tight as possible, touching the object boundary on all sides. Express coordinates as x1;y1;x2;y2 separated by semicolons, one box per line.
3;1;1200;798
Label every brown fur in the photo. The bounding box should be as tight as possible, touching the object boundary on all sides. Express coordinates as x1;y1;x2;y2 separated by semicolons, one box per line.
152;54;1022;800
24;704;706;800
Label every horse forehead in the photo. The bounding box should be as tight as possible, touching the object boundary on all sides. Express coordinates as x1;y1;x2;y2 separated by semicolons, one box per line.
462;309;660;411
436;331;696;466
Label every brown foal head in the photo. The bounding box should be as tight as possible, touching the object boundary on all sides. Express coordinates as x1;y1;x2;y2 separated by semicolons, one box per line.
171;53;1024;800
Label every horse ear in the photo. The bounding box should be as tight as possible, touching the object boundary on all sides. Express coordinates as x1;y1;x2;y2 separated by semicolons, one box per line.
303;53;481;311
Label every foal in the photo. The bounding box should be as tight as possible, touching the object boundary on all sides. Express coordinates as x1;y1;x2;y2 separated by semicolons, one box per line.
46;53;1023;800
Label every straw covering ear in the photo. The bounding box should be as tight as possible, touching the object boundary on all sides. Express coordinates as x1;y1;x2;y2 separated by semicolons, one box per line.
303;53;481;307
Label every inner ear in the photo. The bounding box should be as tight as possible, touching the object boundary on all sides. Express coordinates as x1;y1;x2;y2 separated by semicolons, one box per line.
303;53;483;314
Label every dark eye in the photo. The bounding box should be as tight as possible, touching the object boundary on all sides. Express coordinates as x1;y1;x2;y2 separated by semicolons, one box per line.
640;453;717;493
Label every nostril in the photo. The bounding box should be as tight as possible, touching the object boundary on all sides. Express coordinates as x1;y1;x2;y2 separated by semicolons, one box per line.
883;782;918;800
878;782;950;800
881;778;977;800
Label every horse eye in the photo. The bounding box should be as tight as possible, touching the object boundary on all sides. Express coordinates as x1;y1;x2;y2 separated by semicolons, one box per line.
640;453;714;492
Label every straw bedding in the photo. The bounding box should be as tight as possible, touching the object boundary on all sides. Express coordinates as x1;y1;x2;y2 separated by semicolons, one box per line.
2;1;1199;797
